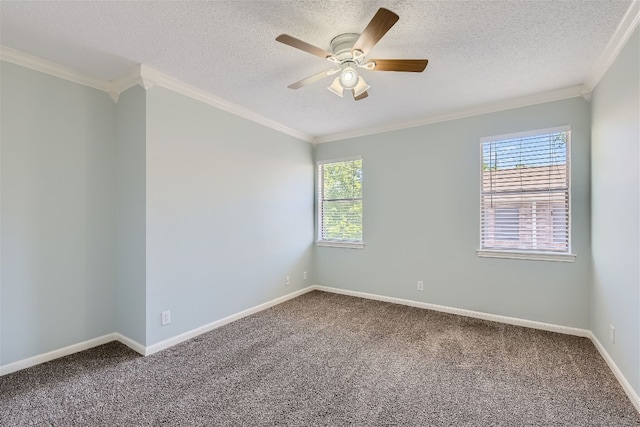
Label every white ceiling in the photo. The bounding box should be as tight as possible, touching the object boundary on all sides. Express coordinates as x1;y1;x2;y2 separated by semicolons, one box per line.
0;1;634;141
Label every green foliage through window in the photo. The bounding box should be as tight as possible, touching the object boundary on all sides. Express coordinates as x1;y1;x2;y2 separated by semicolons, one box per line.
318;159;363;242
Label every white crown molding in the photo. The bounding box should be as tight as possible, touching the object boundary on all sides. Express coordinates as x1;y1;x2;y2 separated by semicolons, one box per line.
3;5;636;147
0;46;314;143
0;45;110;93
315;85;586;143
107;64;314;142
138;64;160;90
584;0;640;91
107;64;145;102
0;47;587;144
106;64;162;101
132;65;315;143
107;63;314;143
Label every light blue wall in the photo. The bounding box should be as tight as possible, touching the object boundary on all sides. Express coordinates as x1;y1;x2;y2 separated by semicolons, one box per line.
0;63;314;362
591;28;639;395
0;61;116;365
1;40;637;403
115;86;147;345
314;97;592;329
144;87;314;345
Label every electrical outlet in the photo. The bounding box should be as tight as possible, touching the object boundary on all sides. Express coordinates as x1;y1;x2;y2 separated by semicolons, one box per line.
161;310;171;326
417;281;424;291
610;325;615;344
303;271;308;281
285;276;290;286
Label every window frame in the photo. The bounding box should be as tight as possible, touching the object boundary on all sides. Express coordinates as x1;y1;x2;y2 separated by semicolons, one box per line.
316;156;364;249
476;126;576;262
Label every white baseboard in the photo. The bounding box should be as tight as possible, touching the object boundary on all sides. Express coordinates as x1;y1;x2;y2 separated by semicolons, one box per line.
2;284;638;416
0;333;116;376
590;332;640;413
0;287;315;375
144;286;316;356
113;333;146;356
312;285;590;337
313;285;639;414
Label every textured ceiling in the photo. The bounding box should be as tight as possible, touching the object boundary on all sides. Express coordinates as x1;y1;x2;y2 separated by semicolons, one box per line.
0;1;633;140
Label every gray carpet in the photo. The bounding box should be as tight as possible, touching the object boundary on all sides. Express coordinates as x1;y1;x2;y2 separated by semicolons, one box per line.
1;290;639;426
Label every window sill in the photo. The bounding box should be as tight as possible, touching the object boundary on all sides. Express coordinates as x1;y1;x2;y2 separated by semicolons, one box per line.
316;241;364;249
476;249;576;262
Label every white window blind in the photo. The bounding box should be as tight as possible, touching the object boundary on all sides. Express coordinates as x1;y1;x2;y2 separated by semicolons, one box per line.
480;127;570;253
317;158;363;243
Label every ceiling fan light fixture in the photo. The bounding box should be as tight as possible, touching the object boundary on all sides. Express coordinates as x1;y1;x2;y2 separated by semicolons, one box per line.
343;70;356;82
327;76;344;97
277;8;429;100
353;76;371;97
339;66;359;89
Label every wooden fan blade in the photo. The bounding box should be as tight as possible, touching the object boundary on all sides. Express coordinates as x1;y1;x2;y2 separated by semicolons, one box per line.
353;90;369;101
287;69;337;89
276;34;335;60
352;8;399;55
368;59;429;72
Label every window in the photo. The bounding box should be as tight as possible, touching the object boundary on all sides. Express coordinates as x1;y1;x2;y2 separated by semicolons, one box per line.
494;207;520;242
552;207;568;244
478;126;574;261
317;157;363;248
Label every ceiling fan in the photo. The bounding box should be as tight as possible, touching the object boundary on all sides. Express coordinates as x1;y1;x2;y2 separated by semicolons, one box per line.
276;8;428;101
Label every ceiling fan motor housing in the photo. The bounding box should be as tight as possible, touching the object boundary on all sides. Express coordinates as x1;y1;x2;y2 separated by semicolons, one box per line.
330;33;362;62
330;33;365;90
